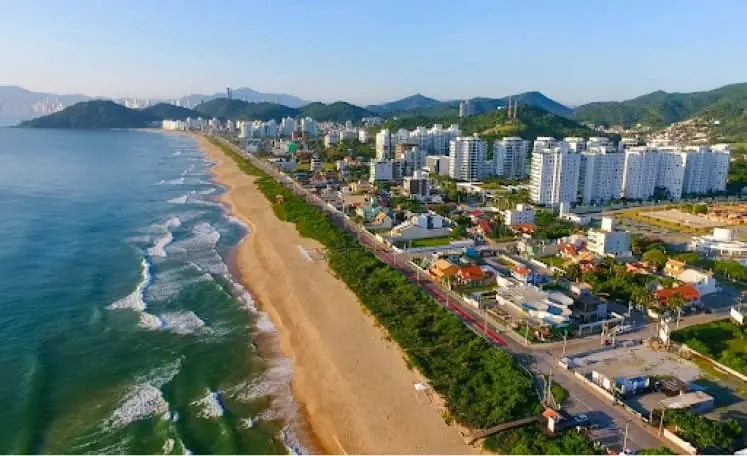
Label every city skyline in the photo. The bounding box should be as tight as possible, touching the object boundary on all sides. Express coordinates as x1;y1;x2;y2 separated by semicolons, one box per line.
2;0;747;105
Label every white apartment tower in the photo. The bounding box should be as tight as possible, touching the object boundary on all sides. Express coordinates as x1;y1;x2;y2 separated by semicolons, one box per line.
459;100;476;118
622;147;660;200
656;148;687;200
564;137;586;153
530;144;581;206
494;137;530;179
448;135;487;182
375;129;393;160
578;147;625;204
681;145;731;195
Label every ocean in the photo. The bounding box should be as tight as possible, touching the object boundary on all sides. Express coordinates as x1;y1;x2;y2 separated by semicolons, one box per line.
0;128;301;454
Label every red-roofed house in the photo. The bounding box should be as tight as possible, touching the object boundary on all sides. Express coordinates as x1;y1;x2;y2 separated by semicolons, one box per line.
511;223;535;236
457;265;494;287
476;220;494;236
469;209;484;222
511;264;532;283
656;284;701;306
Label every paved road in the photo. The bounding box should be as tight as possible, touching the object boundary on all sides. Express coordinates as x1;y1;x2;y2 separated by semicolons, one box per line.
221;139;671;452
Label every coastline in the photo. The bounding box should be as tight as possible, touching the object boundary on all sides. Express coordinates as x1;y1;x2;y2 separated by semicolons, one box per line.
193;133;477;455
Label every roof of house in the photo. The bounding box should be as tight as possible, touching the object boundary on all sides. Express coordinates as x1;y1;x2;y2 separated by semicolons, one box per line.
430;259;458;277
458;265;486;281
543;408;561;420
513;265;531;275
656;283;701;303
478;221;493;233
470;209;483;217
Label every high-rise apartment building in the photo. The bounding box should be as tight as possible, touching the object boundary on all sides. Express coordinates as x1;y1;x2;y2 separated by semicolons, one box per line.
494;137;530;179
448;135;487;182
578;147;625;204
530;143;581;206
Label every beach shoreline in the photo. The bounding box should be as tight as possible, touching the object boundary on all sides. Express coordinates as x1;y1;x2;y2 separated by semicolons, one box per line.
193;133;477;455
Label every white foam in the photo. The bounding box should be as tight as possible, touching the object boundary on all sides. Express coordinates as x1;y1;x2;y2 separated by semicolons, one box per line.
191;390;224;419
158;311;206;335
229;357;293;403
198;188;216;196
164;216;182;230
138;311;164;330
147;231;174;258
162;439;175;455
108;258;150;312
171;150;182;157
168;193;191;205
240;417;255;429
106;383;169;430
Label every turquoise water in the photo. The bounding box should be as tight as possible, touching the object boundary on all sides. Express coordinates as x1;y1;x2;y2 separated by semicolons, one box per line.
0;128;300;454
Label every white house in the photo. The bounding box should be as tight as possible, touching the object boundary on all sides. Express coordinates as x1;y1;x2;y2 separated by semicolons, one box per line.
587;217;630;257
676;269;719;296
504;203;535;226
691;228;747;258
390;213;451;241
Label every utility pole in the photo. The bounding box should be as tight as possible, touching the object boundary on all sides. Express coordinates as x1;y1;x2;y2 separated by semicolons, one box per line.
562;330;568;356
658;408;666;436
676;307;682;330
623;420;630;451
483;306;489;337
524;320;530;346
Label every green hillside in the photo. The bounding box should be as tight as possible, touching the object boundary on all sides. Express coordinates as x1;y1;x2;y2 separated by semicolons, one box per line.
383;104;596;142
141;103;202;121
367;94;442;114
194;98;298;121
385;92;572;119
298;101;375;122
573;83;747;137
19;100;156;128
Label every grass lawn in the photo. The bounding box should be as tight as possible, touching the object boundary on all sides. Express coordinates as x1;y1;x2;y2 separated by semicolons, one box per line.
538;255;566;268
409;236;454;248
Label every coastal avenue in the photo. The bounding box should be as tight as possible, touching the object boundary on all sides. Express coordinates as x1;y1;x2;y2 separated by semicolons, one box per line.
216;137;669;453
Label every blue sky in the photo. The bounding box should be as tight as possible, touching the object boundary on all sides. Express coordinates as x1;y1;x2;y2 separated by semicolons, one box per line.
1;0;746;105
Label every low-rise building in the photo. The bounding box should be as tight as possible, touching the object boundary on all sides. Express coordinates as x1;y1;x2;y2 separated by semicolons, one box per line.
402;170;431;201
456;265;494;287
587;217;630;257
429;259;459;282
425;155;451;176
663;259;719;296
659;391;715;414
655;283;701;307
591;370;650;396
690;228;747;258
390;212;451;241
495;279;573;327
504;203;535;226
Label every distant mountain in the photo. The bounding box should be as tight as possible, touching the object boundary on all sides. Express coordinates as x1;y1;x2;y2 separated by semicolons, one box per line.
298;101;376;122
19;100;157;129
179;88;309;109
383;104;596;143
141;103;202;121
572;83;747;131
193;98;298;121
0;85;91;125
379;91;572;119
367;94;442;114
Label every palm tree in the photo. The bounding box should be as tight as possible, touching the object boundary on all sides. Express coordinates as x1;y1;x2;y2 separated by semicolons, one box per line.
667;293;686;329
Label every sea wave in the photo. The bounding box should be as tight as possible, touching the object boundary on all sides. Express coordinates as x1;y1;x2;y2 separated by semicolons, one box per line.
191;390;224;419
105;384;169;430
108;257;150;312
147;231;174;258
158;311;206;335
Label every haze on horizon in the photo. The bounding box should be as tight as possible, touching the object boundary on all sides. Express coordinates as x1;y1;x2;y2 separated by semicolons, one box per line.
2;0;746;106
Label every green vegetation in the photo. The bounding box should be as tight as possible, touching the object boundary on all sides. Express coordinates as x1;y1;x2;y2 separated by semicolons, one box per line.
366;93;441;115
672;319;747;375
573;82;747;131
401;236;454;248
642;248;668;271
299;101;376;122
383;105;595;143
533;211;577;240
483;426;602;455
140;103;202;121
210;138;542;429
324;139;374;161
19;100;157;128
194;98;297;121
728;157;747;193
550;383;568;405
665;409;742;453
538;255;566;268
637;446;676;455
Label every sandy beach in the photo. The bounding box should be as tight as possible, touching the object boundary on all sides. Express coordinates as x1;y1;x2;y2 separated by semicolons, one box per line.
195;135;477;455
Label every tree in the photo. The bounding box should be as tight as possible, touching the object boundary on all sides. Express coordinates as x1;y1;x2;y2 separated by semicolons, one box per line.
642;248;668;271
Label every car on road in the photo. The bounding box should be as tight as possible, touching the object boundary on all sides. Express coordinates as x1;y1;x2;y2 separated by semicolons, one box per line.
573;414;590;427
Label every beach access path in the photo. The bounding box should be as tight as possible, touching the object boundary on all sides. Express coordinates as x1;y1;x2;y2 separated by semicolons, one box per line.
196;135;476;455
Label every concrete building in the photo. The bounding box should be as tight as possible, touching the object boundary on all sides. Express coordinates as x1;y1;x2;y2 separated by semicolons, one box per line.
495;278;574;327
494;137;530;179
587;217;631;257
578;147;625;204
459;99;476;118
533;136;559;151
300;117;317;136
390;213;451;240
425;155;451;176
369;160;398;183
280;117;296;137
375;129;393;160
691;228;747;258
622;147;660;200
530;143;581;206
449;135;487;182
564;137;586;153
402;170;431;201
504;203;535;226
324;131;340;148
659;391;715;414
310;155;322;173
358;129;368;143
656;148;687;200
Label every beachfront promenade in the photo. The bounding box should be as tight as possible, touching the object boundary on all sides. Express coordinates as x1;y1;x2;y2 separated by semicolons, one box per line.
215;137;669;452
